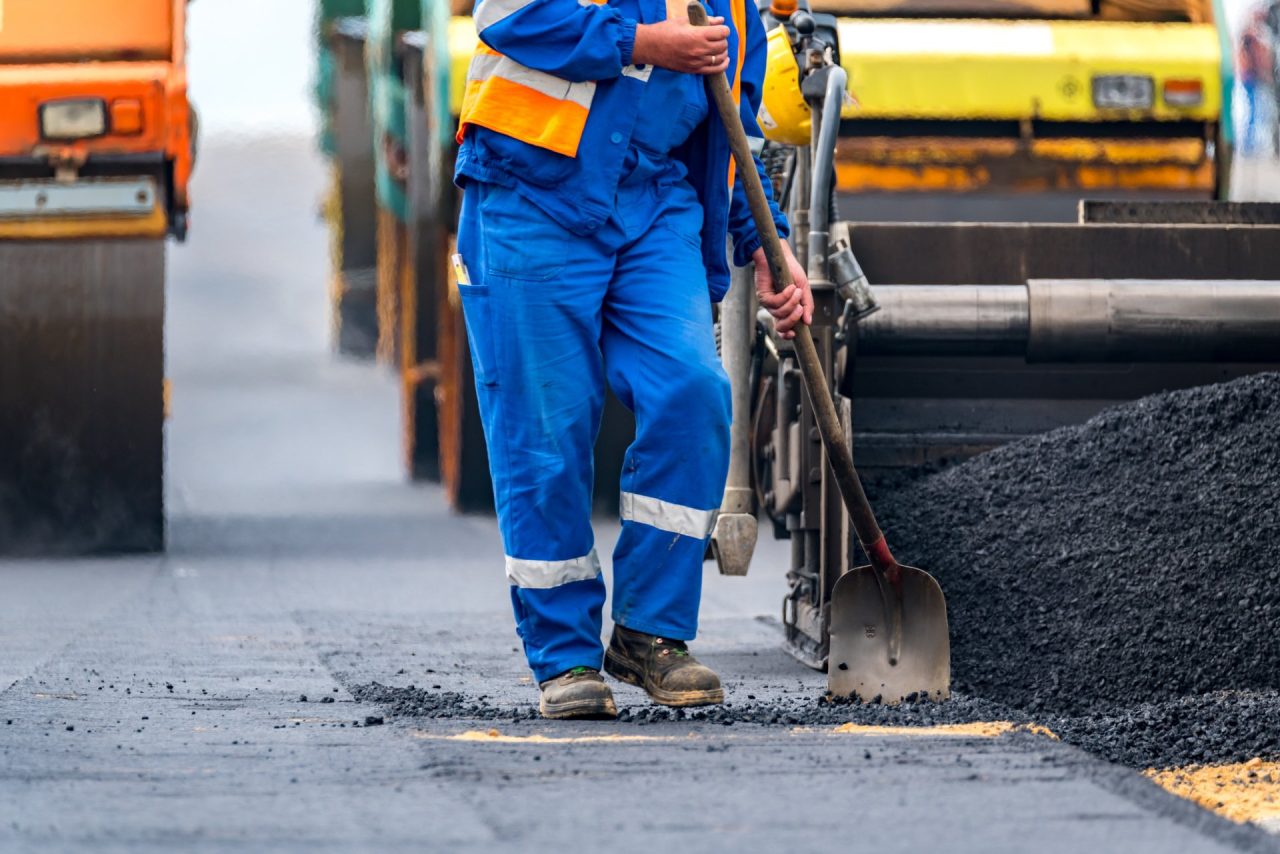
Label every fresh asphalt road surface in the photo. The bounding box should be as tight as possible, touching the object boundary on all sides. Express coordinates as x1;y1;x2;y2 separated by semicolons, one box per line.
1;137;1277;853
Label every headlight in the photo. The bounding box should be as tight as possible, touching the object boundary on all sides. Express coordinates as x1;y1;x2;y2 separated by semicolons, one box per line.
1092;75;1154;110
39;99;107;140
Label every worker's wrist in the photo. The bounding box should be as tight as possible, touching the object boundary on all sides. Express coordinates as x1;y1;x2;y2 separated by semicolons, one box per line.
618;17;638;67
631;22;662;68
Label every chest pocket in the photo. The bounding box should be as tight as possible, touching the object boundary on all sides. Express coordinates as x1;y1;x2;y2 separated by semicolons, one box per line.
630;70;708;155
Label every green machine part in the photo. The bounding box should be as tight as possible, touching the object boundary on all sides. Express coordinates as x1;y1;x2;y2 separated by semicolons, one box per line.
315;0;371;157
422;0;454;154
368;0;423;222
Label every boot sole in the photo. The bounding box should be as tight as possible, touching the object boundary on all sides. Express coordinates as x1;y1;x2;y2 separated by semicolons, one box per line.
539;695;618;721
604;649;725;708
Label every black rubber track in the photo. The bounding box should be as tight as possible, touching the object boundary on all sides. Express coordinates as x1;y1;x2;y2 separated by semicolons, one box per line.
0;239;166;554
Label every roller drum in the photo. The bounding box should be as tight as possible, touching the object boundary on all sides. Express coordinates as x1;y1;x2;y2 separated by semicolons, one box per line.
856;285;1029;356
0;239;165;554
856;280;1280;362
1027;280;1280;363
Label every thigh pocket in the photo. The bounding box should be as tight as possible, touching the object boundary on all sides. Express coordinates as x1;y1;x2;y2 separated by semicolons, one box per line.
458;283;499;387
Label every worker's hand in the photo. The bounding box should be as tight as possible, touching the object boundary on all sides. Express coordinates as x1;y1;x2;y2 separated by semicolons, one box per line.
753;242;813;339
632;17;731;75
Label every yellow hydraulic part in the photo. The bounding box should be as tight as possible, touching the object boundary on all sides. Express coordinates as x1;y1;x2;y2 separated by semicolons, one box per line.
837;19;1221;122
758;26;810;145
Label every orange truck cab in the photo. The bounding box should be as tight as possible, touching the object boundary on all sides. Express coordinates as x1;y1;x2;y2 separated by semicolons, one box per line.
0;0;193;240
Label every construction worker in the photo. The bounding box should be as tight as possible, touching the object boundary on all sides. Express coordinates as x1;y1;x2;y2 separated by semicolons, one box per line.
1239;7;1275;156
453;0;812;719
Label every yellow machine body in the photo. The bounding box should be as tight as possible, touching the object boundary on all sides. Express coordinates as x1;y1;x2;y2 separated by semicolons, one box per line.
445;13;1222;194
835;18;1222;193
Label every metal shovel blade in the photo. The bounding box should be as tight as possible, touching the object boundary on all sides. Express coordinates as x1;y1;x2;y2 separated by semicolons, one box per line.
828;564;951;703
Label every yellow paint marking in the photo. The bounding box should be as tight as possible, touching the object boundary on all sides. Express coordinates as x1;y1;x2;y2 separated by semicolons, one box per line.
1146;760;1280;826
0;206;166;239
824;721;1058;739
418;728;692;744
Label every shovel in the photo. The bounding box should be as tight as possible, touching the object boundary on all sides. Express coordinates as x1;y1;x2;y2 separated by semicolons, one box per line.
689;0;949;703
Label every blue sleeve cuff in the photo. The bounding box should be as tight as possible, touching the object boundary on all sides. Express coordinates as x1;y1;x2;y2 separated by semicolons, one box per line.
733;213;791;268
618;18;638;67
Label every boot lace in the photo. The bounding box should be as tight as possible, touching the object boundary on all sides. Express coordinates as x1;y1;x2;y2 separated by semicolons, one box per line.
653;637;690;658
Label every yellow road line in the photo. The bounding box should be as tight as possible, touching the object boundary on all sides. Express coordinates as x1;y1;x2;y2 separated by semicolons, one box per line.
1146;760;1280;827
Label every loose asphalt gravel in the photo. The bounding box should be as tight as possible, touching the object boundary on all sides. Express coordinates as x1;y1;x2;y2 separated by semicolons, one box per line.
355;373;1280;771
879;371;1280;714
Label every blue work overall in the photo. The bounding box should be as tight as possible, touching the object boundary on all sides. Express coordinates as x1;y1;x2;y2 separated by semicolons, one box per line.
456;65;732;682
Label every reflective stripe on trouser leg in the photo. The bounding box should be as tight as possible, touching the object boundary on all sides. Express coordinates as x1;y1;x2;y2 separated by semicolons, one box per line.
603;184;733;640
455;182;611;683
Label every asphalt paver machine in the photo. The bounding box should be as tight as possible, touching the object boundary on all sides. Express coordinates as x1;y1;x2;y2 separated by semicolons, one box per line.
710;0;1280;696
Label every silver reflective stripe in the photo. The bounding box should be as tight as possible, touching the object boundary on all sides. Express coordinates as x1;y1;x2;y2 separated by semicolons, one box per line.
475;0;536;30
620;492;718;539
748;134;766;156
506;549;601;589
466;52;503;83
467;52;596;111
622;64;654;82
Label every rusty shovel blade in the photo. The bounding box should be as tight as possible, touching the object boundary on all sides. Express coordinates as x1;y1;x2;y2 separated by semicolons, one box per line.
827;564;951;704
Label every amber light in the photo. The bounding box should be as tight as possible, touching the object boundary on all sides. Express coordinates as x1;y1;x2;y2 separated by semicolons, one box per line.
770;0;797;17
110;99;144;135
1163;79;1203;108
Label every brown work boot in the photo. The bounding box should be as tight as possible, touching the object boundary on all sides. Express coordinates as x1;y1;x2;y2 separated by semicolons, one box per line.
538;666;617;720
605;625;724;707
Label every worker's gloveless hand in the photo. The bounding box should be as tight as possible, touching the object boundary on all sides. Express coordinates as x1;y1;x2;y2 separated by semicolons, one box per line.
753;242;813;339
632;17;731;75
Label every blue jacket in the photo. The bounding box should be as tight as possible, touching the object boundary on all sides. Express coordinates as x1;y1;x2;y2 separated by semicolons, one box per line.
454;0;789;301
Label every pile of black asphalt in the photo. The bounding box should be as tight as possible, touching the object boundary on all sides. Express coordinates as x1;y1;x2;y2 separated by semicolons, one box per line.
876;370;1280;768
355;373;1280;770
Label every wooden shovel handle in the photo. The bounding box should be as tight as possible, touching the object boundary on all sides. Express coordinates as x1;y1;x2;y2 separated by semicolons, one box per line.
688;0;899;580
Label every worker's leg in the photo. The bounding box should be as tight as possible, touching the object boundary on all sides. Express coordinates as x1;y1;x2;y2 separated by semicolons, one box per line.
455;181;613;682
601;186;732;640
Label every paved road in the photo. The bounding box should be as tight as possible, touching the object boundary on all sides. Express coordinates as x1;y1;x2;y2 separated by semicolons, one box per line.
1;137;1277;853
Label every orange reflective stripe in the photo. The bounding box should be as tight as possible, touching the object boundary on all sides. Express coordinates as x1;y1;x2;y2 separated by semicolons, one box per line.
728;0;748;190
459;75;589;158
730;0;746;106
457;42;594;157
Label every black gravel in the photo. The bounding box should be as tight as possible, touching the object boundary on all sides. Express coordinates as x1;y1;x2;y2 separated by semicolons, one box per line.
876;372;1280;714
352;374;1280;770
1045;691;1280;768
351;680;1020;728
350;682;516;721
